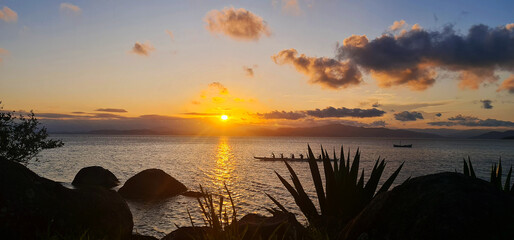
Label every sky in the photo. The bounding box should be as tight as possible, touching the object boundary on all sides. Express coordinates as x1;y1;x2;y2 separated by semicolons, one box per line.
1;0;513;133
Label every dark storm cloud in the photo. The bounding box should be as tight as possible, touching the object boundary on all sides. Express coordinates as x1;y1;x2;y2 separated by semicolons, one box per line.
337;24;514;90
95;108;128;113
306;107;385;118
272;49;362;89
394;111;424;121
435;113;442;117
480;99;493;109
258;107;385;120
257;110;306;120
428;114;514;127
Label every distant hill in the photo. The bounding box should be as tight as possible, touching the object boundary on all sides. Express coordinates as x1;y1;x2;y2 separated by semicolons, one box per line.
470;130;514;139
58;124;442;138
251;124;441;138
86;129;165;135
407;128;493;138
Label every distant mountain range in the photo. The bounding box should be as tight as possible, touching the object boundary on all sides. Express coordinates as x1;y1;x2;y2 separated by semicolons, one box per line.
470;130;514;139
77;124;441;138
56;124;514;139
249;124;441;138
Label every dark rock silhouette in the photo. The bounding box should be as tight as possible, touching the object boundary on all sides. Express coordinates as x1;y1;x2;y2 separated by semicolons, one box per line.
0;158;133;239
237;212;304;239
72;166;120;188
161;226;214;240
118;169;187;200
340;172;514;240
131;233;159;240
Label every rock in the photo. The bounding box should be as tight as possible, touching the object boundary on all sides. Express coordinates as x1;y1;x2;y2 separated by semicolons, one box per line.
0;158;133;239
72;166;120;188
118;169;187;200
181;190;207;198
161;227;214;240
131;233;159;240
237;212;304;240
340;172;514;240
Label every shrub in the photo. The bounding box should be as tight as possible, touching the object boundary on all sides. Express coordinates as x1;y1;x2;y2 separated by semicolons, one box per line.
0;102;63;164
462;156;513;193
268;145;403;238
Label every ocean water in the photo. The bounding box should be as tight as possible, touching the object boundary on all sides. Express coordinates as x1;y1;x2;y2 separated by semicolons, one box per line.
29;135;514;238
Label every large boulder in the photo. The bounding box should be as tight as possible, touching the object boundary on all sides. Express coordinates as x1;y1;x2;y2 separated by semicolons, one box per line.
161;226;214;240
72;166;120;189
118;169;187;201
340;172;514;240
237;212;304;240
0;159;133;239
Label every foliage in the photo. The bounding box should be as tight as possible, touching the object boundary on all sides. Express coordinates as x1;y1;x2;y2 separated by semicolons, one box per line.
268;145;404;238
463;156;514;193
0;102;63;164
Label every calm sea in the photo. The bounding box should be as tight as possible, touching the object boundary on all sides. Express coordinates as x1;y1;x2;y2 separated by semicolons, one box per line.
29;135;514;238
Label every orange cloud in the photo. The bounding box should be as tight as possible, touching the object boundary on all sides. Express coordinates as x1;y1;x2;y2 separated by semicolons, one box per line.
243;65;255;77
389;20;406;31
130;41;154;56
272;49;362;89
282;0;301;15
497;74;514;93
60;3;81;15
506;23;514;30
209;82;229;95
166;30;174;40
204;7;271;41
0;6;17;22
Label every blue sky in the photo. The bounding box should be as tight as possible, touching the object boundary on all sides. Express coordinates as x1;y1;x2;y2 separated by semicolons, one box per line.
1;0;513;132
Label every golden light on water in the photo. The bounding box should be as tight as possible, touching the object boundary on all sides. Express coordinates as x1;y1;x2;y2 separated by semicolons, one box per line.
213;137;235;188
221;115;228;121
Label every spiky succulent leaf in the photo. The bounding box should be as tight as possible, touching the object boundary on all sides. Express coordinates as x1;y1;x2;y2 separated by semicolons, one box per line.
307;145;327;216
377;162;404;195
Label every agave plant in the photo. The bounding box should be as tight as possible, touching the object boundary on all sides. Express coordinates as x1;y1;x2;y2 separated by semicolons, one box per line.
268;145;404;237
463;156;514;193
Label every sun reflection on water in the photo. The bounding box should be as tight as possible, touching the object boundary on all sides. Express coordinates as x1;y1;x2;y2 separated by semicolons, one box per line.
213;137;236;189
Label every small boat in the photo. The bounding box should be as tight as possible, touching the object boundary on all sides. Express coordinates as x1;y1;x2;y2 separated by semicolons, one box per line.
253;156;333;162
393;144;412;148
393;141;412;148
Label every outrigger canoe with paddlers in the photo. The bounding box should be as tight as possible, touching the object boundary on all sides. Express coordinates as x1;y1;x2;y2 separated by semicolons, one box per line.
253;152;334;162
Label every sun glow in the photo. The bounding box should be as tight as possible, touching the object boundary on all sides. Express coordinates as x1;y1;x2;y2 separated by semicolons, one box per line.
221;115;228;121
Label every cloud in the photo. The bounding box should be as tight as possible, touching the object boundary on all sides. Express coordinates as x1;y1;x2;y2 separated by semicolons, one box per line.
208;82;229;95
337;24;514;90
506;23;514;30
306;107;385;118
435;113;442;117
60;3;81;15
0;48;9;63
394;111;424;121
95;108;128;113
130;41;154;56
258;110;306;120
428;114;514;127
166;30;174;40
372;102;381;107
258;106;385;120
204;7;271;41
480;99;493;109
281;0;301;15
497;74;514;93
0;6;17;22
272;49;362;89
243;66;255;77
389;20;406;31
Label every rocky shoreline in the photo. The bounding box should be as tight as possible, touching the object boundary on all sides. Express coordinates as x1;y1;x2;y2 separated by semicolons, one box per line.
1;159;513;239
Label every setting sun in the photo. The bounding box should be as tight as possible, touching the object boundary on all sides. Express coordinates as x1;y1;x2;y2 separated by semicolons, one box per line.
221;115;228;121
